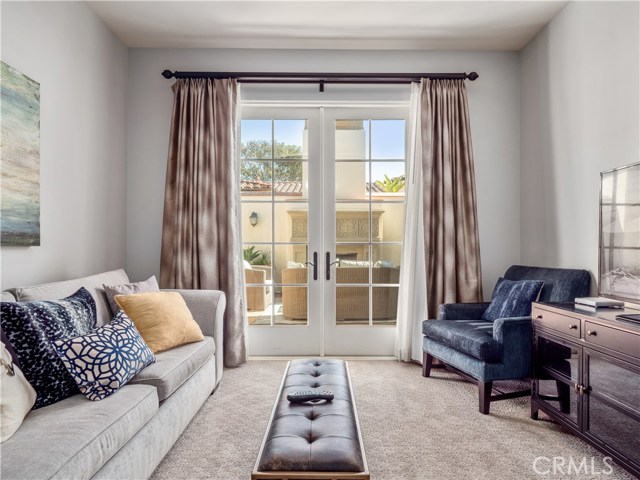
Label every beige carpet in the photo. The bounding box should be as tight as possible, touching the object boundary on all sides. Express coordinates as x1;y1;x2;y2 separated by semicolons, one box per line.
150;360;634;480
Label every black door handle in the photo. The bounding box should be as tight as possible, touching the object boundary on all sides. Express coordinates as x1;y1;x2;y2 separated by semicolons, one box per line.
304;252;318;281
325;252;339;280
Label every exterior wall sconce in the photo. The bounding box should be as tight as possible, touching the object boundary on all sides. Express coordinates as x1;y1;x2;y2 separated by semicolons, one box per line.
249;211;258;227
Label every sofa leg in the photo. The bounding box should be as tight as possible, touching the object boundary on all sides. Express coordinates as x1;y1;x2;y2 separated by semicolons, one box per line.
422;352;434;377
479;381;492;414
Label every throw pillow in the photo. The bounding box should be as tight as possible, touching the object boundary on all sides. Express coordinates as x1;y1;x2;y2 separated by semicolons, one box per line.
114;292;204;353
0;288;97;408
103;276;160;316
1;337;36;442
54;311;155;401
287;261;305;269
482;279;544;321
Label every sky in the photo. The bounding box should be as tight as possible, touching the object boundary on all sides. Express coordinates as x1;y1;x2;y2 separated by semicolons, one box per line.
241;118;406;180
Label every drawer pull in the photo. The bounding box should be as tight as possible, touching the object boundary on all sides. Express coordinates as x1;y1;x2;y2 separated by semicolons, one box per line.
587;330;597;336
569;324;578;330
536;315;543;319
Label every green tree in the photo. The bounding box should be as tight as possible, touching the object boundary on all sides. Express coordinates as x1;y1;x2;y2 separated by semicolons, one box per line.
241;140;303;182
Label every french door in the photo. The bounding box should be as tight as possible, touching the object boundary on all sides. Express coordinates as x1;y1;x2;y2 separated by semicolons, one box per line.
240;106;407;356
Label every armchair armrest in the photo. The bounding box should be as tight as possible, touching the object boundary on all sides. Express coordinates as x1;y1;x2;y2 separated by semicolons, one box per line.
493;316;533;378
166;289;226;387
438;302;491;320
245;269;266;283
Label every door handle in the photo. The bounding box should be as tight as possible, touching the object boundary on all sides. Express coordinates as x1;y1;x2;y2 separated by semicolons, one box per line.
325;252;339;280
304;252;318;281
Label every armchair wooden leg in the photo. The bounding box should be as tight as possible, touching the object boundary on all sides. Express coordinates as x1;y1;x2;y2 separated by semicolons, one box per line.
479;381;492;415
422;351;433;377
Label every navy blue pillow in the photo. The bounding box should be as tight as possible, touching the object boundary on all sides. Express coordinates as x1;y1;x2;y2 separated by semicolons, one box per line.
482;279;544;321
55;311;155;401
0;288;97;408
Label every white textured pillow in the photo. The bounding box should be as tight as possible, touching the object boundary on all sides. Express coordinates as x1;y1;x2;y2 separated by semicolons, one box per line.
1;341;36;442
287;261;305;269
340;260;371;268
373;260;394;268
103;276;160;316
243;260;252;270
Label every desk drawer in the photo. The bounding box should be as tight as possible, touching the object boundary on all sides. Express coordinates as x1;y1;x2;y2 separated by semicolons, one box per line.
585;321;640;358
532;306;581;338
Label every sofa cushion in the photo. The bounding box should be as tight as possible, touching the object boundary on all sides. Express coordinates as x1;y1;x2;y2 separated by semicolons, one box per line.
0;288;97;408
129;337;214;401
54;311;156;401
103;275;160;316
482;279;544;321
0;384;158;480
1;291;16;302
422;319;502;362
115;292;204;353
9;269;129;326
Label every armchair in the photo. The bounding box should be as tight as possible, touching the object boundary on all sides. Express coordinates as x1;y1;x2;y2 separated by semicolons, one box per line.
245;268;271;311
422;265;590;414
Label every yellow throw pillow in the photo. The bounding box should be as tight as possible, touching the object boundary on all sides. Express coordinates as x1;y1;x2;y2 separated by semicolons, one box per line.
114;292;204;353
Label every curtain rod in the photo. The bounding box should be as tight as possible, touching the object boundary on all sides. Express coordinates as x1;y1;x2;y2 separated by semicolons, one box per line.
161;70;479;91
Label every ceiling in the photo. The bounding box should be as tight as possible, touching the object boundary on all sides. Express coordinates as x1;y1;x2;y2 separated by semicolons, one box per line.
87;1;568;51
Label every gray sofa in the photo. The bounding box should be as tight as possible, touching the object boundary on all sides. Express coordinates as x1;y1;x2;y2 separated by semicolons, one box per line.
0;269;226;480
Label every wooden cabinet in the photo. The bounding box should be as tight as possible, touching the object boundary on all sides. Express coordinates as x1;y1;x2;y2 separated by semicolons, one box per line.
531;302;640;478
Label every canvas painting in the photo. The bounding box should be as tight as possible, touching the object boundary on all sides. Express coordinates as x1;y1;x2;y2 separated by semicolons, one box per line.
1;61;40;246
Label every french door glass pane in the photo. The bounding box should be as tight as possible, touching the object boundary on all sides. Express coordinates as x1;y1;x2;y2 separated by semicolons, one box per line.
279;286;308;325
333;117;405;328
241;203;272;242
371;120;406;159
274;203;308;243
336;286;369;325
372;287;399;326
241;120;272;159
274;119;307;159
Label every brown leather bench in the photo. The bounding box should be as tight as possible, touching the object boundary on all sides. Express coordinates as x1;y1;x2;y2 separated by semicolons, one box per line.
252;359;369;480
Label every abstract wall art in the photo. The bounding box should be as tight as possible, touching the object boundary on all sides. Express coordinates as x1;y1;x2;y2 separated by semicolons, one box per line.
1;61;40;246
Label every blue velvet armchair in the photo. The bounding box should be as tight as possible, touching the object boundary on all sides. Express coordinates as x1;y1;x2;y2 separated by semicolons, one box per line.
422;265;590;414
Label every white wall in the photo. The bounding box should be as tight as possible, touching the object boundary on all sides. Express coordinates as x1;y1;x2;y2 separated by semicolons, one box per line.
0;2;128;289
127;48;521;297
520;1;639;292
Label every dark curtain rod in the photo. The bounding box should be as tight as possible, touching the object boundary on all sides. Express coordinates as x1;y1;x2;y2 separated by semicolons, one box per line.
161;70;478;91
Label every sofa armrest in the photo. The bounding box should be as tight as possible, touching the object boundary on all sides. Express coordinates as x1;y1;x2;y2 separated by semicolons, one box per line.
438;302;491;320
166;289;226;388
493;316;533;378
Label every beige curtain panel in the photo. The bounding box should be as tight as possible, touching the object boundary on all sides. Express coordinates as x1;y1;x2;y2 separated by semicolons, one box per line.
420;78;483;319
160;78;246;368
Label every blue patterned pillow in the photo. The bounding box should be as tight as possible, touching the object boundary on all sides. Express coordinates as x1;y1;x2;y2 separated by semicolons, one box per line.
482;279;544;321
0;288;96;408
54;311;155;401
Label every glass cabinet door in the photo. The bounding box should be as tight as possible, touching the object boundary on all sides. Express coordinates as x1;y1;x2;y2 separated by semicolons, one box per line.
584;350;640;464
534;333;582;426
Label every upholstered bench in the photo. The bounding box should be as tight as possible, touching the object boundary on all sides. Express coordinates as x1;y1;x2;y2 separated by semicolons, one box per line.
252;359;369;480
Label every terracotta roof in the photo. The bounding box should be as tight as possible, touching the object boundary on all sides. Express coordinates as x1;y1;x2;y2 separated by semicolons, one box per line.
241;180;302;195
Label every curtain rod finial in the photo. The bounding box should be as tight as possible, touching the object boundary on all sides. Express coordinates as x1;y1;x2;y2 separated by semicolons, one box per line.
467;72;479;81
162;70;175;79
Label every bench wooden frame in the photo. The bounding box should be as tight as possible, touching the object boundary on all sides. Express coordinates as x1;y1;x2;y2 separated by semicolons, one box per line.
252;361;369;480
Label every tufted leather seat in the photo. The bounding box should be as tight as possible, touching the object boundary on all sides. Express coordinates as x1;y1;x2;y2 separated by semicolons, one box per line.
256;359;366;475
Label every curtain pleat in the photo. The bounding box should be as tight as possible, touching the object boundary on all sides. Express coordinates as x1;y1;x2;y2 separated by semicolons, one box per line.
160;78;246;368
422;78;483;319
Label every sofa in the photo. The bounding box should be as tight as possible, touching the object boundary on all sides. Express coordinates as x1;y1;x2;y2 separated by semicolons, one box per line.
0;269;226;480
281;266;399;320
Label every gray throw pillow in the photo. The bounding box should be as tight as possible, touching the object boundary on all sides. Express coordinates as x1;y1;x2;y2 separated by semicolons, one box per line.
103;276;159;316
482;279;544;321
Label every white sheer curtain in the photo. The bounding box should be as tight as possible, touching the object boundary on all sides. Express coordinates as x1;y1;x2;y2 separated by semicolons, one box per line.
395;83;427;362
